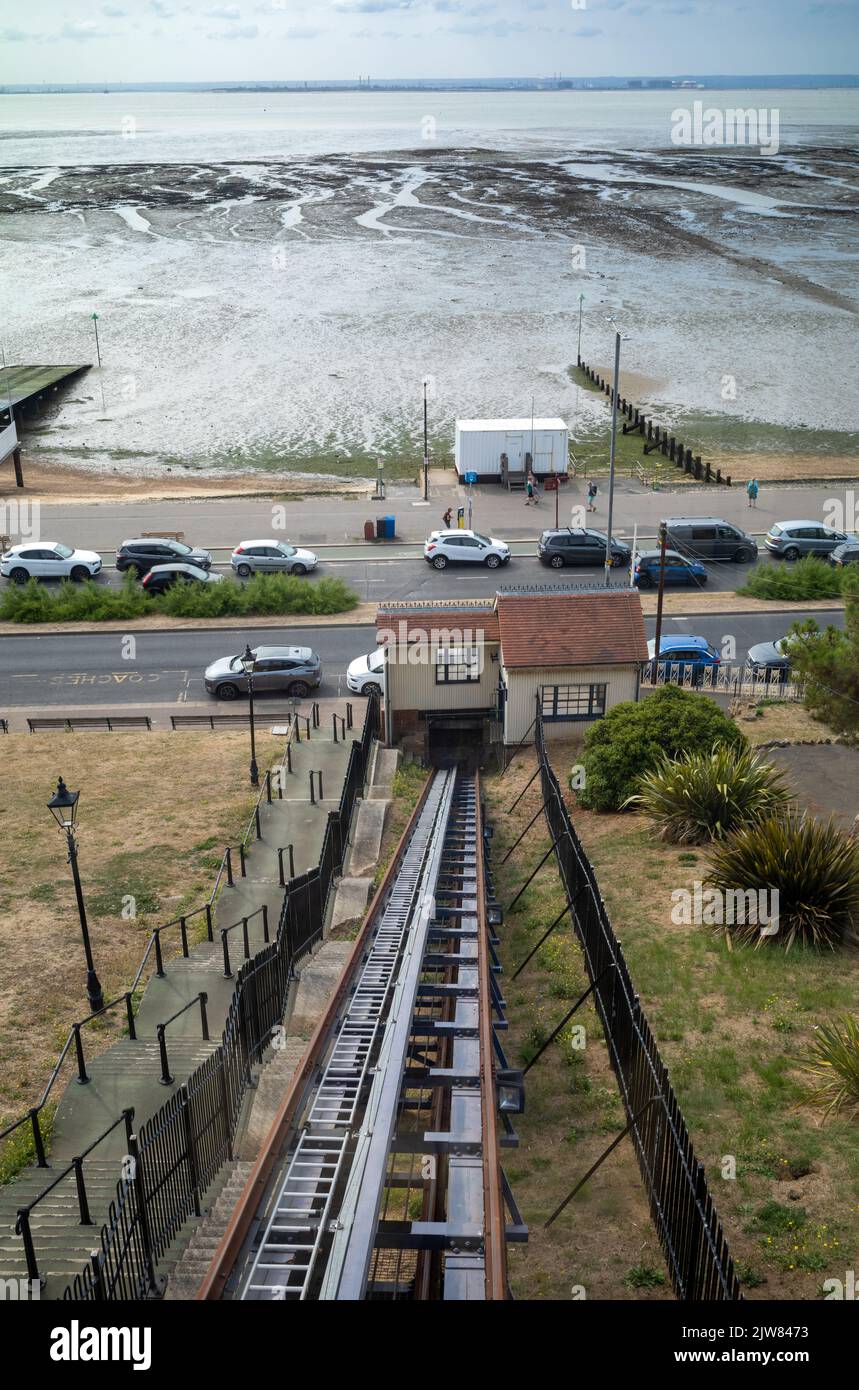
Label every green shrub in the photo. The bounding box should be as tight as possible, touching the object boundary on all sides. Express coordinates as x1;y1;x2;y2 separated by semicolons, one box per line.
625;743;790;843
0;573;358;624
799;1014;859;1120
576;686;747;813
739;556;843;602
705;812;859;950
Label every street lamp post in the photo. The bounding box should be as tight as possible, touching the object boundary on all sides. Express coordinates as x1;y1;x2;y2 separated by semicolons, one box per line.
604;317;629;588
240;644;259;786
91;313;102;368
47;778;105;1015
576;293;584;365
422;379;429;502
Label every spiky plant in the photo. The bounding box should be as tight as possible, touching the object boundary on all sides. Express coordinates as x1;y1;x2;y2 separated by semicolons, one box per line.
705;812;859;950
624;744;790;844
798;1015;859;1120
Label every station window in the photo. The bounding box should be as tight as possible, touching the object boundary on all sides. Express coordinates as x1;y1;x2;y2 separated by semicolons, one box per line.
541;683;607;720
435;647;481;684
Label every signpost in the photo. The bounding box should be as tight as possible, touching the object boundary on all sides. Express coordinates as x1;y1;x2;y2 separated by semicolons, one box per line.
464;470;477;529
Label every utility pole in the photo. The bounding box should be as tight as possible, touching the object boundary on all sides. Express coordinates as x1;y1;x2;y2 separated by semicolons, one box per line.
422;379;429;501
653;520;668;668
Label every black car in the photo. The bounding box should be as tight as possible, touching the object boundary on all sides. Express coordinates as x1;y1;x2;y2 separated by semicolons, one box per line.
632;550;708;589
829;542;859;568
537;528;630;569
141;563;223;594
116;537;212;576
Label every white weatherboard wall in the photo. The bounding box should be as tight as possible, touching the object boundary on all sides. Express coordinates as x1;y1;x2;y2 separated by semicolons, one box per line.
454;419;568;478
503;664;640;744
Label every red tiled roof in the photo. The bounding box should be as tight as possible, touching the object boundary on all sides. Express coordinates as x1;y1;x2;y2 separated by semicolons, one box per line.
496;591;647;667
376;608;500;642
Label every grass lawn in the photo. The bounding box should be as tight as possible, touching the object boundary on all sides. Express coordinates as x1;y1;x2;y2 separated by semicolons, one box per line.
483;761;674;1300
0;729;284;1157
539;734;859;1300
736;699;842;746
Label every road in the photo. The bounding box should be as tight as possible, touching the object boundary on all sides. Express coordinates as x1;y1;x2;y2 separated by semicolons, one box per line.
0;612;845;710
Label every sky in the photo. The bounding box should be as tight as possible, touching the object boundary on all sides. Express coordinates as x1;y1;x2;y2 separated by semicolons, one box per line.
0;0;857;84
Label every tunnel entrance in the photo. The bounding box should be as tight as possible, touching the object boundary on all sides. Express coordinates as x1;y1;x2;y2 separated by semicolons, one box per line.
425;715;489;771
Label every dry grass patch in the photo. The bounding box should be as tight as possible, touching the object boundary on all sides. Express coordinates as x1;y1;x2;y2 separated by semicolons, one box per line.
735;700;839;747
0;729;282;1138
483;753;673;1300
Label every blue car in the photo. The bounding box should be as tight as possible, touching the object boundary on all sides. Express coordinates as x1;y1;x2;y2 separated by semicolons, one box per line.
633;550;708;589
646;635;721;685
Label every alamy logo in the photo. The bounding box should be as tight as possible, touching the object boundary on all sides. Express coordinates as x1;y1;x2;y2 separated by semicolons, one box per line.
375;622;485;673
50;1320;151;1371
671;101;780;156
670;881;779;936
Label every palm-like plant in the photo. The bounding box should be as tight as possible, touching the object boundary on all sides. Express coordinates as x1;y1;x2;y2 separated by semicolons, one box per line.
799;1015;859;1120
624;744;790;844
706;812;859;950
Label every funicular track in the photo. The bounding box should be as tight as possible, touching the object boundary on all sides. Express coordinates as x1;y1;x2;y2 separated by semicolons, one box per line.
197;767;526;1302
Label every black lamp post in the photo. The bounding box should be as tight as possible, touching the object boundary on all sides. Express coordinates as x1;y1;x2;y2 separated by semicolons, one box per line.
241;644;259;786
47;777;105;1015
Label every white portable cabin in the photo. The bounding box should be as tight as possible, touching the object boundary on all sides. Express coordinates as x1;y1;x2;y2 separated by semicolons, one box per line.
454;418;569;482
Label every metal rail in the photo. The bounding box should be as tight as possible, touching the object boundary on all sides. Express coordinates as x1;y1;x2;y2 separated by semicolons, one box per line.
199;766;523;1302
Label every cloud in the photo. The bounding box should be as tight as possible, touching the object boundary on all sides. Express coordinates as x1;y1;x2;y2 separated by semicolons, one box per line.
202;4;242;16
284;22;323;35
61;19;116;40
573;24;603;35
0;25;41;40
102;4;128;14
149;0;175;16
332;0;416;11
206;20;260;35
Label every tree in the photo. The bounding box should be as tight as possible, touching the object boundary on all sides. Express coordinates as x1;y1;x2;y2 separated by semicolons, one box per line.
788;567;859;738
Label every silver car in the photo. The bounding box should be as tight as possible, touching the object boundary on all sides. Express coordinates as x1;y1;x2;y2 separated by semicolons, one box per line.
231;539;318;578
204;645;322;700
764;520;858;561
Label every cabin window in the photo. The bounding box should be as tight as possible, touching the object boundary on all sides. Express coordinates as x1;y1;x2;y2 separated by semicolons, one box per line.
541;683;607;720
435;647;481;684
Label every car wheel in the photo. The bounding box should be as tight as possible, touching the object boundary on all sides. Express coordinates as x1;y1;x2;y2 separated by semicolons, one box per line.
636;573;652;589
363;681;382;697
71;566;91;583
783;546;800;562
236;562;252;579
288;681;310;698
697;576;708;586
215;682;241;700
10;567;29;585
432;555;448;570
550;553;565;569
733;547;752;563
485;554;501;569
290;563;307;576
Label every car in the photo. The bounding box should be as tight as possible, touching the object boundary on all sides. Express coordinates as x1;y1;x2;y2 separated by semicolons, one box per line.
764;521;859;562
204;645;322;700
116;538;212;576
141;563;224;594
829;542;859;568
663;517;758;563
537;528;630;569
346;648;386;696
746;636;794;672
423;529;510;570
646;635;721;683
632;550;707;589
0;542;102;584
230;540;318;578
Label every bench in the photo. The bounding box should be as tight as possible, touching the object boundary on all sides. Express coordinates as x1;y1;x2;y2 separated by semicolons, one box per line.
27;715;153;733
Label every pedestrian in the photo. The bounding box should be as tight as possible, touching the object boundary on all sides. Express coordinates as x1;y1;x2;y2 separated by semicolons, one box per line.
587;480;598;513
524;476;535;506
442;506;453;529
747;478;759;508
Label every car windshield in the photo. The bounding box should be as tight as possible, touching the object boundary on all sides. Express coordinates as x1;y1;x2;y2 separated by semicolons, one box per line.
173;541;193;555
369;652;384;674
277;544;296;557
55;544;74;559
474;533;492;546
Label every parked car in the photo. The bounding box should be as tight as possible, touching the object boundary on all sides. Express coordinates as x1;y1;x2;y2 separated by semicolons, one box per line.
347;648;386;696
663;517;758;563
632;550;707;589
746;636;793;673
537;528;630;569
204;645;322;700
142;563;224;594
764;521;858;561
646;635;721;683
116;538;212;576
424;529;510;570
0;542;102;584
230;539;318;578
829;542;859;568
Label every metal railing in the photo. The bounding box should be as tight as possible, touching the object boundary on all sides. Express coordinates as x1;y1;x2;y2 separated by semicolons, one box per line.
640;659;805;702
533;707;741;1300
59;693;380;1302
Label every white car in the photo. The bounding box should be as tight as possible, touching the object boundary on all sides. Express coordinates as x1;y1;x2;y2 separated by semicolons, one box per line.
423;529;511;570
0;542;102;584
230;539;318;578
347;648;386;697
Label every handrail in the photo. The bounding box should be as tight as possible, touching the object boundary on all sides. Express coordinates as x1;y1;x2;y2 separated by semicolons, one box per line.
156;994;210;1086
474;770;507;1299
220;905;270;979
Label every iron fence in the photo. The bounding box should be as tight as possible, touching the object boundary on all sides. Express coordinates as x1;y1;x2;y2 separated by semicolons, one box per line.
534;709;741;1301
56;693;379;1302
640;659;804;702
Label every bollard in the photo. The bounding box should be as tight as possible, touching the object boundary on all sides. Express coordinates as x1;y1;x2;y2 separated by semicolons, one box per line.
205;902;214;942
226;846;234;887
73;1023;90;1085
309;771;316;805
125;992;137;1041
239;842;246;877
199;992;209;1041
221;930;232;979
332;711;338;744
179;915;189;957
154;928;165;978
